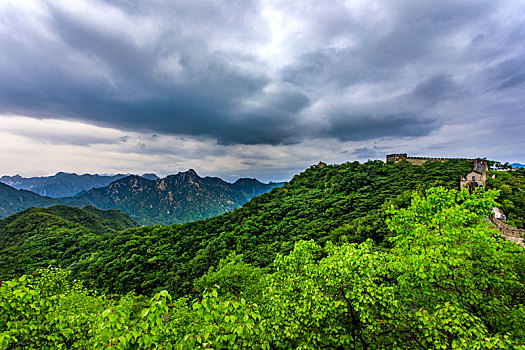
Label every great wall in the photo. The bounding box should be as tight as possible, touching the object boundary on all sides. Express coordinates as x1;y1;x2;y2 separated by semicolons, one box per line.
386;153;524;248
490;217;525;248
386;153;475;165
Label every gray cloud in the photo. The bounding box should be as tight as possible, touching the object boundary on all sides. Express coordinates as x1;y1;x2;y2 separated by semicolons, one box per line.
0;0;524;155
350;147;384;160
486;56;525;90
412;74;458;103
323;113;436;142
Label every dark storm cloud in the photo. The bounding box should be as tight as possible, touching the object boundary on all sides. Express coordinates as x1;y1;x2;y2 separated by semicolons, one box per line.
412;75;458;103
0;0;279;143
281;0;497;88
282;48;396;89
362;1;497;66
323;113;436;142
0;0;524;147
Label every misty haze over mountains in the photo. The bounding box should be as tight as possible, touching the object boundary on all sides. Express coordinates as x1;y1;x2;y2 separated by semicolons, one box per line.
0;172;159;198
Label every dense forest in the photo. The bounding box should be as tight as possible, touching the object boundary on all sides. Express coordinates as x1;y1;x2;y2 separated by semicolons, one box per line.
1;160;524;348
1;159;472;296
1;187;524;348
73;159;477;297
0;206;137;280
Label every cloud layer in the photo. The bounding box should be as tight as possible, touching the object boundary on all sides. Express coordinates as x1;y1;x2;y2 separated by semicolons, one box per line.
1;0;524;177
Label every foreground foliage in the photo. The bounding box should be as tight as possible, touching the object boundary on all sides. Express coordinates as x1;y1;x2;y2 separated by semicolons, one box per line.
1;187;523;349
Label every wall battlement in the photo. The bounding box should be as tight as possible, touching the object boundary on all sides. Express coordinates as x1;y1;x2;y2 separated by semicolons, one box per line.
386;153;474;164
386;153;487;190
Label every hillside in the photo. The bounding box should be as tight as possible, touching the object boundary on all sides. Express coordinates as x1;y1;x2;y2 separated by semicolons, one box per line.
0;172;159;198
1;160;524;348
2;164;523;348
74;169;284;225
0;205;137;280
0;182;84;219
67;159;473;296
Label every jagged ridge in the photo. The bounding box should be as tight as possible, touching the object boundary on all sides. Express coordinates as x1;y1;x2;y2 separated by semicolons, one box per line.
74;170;283;225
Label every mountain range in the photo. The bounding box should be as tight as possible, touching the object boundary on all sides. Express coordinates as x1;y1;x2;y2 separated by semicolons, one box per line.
0;172;159;198
0;170;283;225
0;182;83;219
75;169;284;225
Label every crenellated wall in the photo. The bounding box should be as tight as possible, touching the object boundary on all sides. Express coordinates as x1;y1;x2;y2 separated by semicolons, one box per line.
386;154;474;164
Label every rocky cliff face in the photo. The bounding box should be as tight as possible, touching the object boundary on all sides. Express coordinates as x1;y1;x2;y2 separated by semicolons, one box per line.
75;170;283;225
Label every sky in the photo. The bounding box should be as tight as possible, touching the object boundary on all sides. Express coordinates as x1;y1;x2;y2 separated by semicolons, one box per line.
0;0;524;182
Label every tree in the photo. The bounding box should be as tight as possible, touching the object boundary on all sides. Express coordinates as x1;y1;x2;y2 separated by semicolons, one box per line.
263;187;525;349
386;187;525;348
194;252;265;302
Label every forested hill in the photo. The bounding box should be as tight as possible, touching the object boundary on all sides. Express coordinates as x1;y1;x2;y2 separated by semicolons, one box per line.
0;172;159;198
2;159;524;348
68;159;473;296
0;205;137;280
0;182;83;219
74;169;284;225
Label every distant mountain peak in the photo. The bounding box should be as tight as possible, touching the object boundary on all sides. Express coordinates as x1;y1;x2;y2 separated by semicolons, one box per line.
124;174;144;180
173;169;201;181
141;173;159;180
111;174;152;187
0;173;134;198
0;182;85;219
234;178;263;185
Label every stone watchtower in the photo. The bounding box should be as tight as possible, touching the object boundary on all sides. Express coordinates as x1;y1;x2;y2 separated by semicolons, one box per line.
386;154;408;163
460;160;487;192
